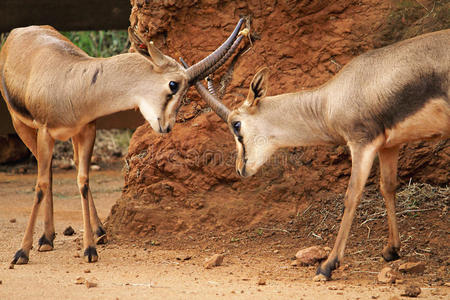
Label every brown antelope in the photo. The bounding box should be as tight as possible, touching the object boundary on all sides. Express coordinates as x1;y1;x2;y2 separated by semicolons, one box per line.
1;19;247;265
195;29;450;280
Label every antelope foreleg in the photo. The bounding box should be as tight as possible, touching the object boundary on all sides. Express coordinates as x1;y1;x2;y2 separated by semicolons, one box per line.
315;137;383;280
72;134;107;245
74;123;98;262
378;146;401;261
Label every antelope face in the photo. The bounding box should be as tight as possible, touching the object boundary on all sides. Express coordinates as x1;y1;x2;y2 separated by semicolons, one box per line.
137;60;189;134
227;68;278;177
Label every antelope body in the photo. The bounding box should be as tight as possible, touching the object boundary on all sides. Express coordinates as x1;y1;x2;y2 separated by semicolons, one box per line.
197;29;449;280
1;19;247;264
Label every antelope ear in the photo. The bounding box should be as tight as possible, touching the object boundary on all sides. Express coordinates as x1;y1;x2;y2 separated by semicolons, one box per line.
246;67;269;107
128;27;150;57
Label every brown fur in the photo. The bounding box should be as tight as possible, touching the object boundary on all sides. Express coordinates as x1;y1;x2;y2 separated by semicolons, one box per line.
1;23;241;265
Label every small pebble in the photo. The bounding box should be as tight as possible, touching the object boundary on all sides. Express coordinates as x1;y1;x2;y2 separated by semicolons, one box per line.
401;285;421;298
9;218;16;223
257;278;266;286
84;269;91;273
204;254;224;269
75;277;85;285
63;226;75;236
85;280;97;288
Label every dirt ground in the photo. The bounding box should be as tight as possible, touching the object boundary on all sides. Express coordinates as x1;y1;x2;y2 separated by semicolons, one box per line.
0;168;448;300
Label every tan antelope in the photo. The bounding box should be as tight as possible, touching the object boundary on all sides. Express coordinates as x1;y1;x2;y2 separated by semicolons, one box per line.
194;29;450;280
1;18;248;265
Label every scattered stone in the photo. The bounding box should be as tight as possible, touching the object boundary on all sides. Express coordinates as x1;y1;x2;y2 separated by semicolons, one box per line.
63;226;75;236
204;254;224;269
84;269;91;273
445;282;450;287
377;267;398;284
312;274;328;282
257;278;266;286
8;264;14;270
58;161;73;170
75;277;85;285
85;280;97;288
328;286;338;290
290;260;298;267
90;165;101;171
273;250;279;254
176;255;192;261
399;262;426;274
9;218;16;223
371;295;379;299
74;252;80;258
401;285;421;297
395;279;404;284
295;246;328;266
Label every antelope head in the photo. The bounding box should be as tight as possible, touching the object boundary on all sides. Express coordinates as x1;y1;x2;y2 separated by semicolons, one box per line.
127;18;246;133
195;67;284;177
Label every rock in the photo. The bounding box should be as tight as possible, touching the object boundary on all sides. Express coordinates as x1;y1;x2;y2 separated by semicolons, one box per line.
398;262;426;274
84;269;91;273
75;277;85;284
8;264;14;270
295;246;328;266
90;165;101;171
204;254;224;269
257;278;266;286
63;226;75;236
9;218;16;223
312;274;328;282
401;285;421;297
377;267;398;284
85;280;97;288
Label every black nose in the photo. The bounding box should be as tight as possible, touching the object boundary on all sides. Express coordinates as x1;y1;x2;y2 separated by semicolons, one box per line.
165;126;171;133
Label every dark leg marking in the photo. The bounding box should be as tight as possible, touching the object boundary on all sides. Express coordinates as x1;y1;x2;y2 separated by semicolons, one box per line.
382;246;400;262
36;188;44;204
38;233;55;248
95;226;107;245
11;249;29;265
84;246;98;263
316;257;340;280
81;183;89;199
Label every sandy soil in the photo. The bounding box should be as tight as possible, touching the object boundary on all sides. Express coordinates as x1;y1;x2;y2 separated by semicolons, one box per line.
0;169;448;300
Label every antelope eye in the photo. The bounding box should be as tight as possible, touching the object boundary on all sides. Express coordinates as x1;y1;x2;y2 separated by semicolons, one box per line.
232;121;241;134
169;81;179;94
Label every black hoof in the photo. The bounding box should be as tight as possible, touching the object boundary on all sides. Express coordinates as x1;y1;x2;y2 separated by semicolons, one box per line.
316;257;340;280
95;227;107;245
11;249;29;265
382;247;400;262
38;233;55;251
84;246;98;263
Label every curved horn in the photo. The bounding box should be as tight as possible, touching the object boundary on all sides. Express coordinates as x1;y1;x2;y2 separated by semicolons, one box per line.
181;58;230;122
186;18;245;85
207;76;218;98
202;34;244;79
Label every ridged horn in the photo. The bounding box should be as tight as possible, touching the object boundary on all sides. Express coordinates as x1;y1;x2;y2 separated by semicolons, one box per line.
181;58;230;122
186;18;245;85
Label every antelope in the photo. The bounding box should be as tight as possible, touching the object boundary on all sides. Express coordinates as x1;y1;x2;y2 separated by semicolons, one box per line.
1;18;248;265
194;29;450;280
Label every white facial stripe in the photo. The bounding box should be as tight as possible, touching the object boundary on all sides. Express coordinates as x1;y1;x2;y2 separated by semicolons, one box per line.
138;98;160;132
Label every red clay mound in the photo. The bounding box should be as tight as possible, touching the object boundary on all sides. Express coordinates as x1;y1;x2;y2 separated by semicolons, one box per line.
107;0;449;240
